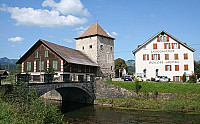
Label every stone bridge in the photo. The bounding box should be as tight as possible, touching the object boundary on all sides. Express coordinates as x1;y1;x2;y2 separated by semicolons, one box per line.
30;81;95;104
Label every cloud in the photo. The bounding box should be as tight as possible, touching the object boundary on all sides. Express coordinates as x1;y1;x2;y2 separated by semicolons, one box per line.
0;0;89;27
75;26;88;36
8;36;24;43
64;38;73;43
42;0;90;16
112;32;119;36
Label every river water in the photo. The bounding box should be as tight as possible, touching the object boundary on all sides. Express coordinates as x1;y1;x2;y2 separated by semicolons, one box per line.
46;100;200;124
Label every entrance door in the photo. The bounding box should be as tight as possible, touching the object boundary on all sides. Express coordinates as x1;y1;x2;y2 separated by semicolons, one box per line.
156;69;159;76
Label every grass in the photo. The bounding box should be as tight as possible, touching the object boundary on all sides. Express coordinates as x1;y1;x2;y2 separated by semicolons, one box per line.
105;81;200;94
99;81;200;113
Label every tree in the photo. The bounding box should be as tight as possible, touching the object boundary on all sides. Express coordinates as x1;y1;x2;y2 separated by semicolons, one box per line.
114;58;128;78
182;74;186;82
194;60;200;78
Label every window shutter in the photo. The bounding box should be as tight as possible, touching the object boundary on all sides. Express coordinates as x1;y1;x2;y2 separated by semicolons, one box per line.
158;54;160;60
173;76;175;81
172;43;174;49
147;54;149;60
165;65;167;71
178;43;180;49
167;35;169;41
169;43;171;49
170;65;172;71
152;54;154;60
180;76;182;82
153;44;157;49
164;43;167;49
143;54;145;60
157;36;160;42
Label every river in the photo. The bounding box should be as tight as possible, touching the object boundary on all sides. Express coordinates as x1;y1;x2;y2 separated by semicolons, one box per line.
45;100;200;124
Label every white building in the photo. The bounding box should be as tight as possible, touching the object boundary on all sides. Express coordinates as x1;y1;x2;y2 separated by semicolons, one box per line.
132;30;195;82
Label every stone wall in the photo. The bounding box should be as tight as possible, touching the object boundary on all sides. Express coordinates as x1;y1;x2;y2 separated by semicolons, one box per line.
94;80;175;100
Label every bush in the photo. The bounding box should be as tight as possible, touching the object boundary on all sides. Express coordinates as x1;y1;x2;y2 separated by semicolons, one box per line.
182;74;186;82
135;81;142;94
146;79;150;81
187;74;196;83
151;77;155;81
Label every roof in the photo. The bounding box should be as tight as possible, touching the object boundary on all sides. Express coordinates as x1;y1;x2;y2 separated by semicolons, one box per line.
75;22;115;40
132;30;195;54
0;70;8;75
16;39;98;67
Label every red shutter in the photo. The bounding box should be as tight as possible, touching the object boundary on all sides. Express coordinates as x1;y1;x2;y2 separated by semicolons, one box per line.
169;43;171;49
147;54;149;60
143;54;145;60
158;54;160;60
173;76;175;81
152;54;154;60
178;43;180;49
170;65;172;71
167;35;169;41
157;36;160;42
164;43;167;49
172;43;174;49
165;65;167;71
153;44;157;49
180;76;182;82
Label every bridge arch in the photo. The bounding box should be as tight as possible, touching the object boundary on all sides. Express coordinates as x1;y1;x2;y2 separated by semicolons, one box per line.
32;82;95;104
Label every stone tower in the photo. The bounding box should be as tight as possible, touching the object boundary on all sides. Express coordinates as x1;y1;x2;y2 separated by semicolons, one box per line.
75;23;115;79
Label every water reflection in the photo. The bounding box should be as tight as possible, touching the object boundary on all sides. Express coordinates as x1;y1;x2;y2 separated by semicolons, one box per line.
45;100;200;124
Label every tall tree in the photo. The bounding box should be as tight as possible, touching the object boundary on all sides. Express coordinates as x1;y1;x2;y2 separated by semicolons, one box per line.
114;58;128;78
194;60;200;78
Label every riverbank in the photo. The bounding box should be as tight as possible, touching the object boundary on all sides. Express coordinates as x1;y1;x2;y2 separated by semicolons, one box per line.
94;81;200;114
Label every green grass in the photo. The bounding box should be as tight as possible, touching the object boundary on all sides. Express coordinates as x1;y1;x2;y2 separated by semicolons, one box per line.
105;81;200;94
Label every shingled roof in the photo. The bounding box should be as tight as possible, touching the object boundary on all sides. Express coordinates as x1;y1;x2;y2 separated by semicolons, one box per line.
75;22;114;40
16;39;98;67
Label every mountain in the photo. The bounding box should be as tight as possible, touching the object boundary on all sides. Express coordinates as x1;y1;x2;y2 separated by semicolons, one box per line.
0;57;18;71
126;60;135;74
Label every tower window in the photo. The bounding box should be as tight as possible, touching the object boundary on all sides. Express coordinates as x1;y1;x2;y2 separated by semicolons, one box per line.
111;66;112;70
110;47;113;51
100;45;103;50
82;46;84;50
89;45;92;49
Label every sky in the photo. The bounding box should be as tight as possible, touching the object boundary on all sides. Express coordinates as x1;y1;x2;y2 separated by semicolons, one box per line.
0;0;200;61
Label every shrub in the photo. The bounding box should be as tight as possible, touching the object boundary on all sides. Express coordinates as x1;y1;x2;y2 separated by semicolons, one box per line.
151;77;155;81
187;74;196;83
135;81;142;94
146;79;150;81
182;74;186;82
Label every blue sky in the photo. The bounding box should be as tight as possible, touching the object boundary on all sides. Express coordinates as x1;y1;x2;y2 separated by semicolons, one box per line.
0;0;200;61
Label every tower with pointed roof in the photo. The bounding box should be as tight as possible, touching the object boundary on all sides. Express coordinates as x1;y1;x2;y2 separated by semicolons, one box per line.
75;23;115;79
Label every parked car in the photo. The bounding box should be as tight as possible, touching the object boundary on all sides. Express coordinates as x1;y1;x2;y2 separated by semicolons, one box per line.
136;76;143;82
124;76;132;81
155;76;169;82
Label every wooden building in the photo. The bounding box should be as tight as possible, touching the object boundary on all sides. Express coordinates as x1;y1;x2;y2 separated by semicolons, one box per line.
16;39;98;82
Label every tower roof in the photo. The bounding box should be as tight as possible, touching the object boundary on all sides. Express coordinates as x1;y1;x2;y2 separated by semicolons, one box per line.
75;23;114;40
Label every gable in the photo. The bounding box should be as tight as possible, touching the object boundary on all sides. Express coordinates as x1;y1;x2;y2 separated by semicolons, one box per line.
132;30;195;54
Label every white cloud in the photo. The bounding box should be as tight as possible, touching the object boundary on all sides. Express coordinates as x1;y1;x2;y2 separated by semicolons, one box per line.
11;45;15;47
112;32;119;36
75;26;88;36
8;36;24;43
42;0;90;16
64;38;73;43
0;0;89;27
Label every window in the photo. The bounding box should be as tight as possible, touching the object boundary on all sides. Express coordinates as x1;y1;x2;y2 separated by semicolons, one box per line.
27;62;31;71
39;61;44;71
165;65;172;71
82;46;84;50
110;47;113;51
100;45;103;50
89;45;92;49
152;54;160;60
153;43;157;49
45;50;49;57
184;64;188;71
160;35;167;42
35;51;39;58
172;43;180;49
164;43;170;49
175;65;179;71
156;69;159;76
143;54;149;61
53;61;58;70
175;76;180;81
184;53;188;60
111;66;112;70
174;54;179;60
165;54;169;60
